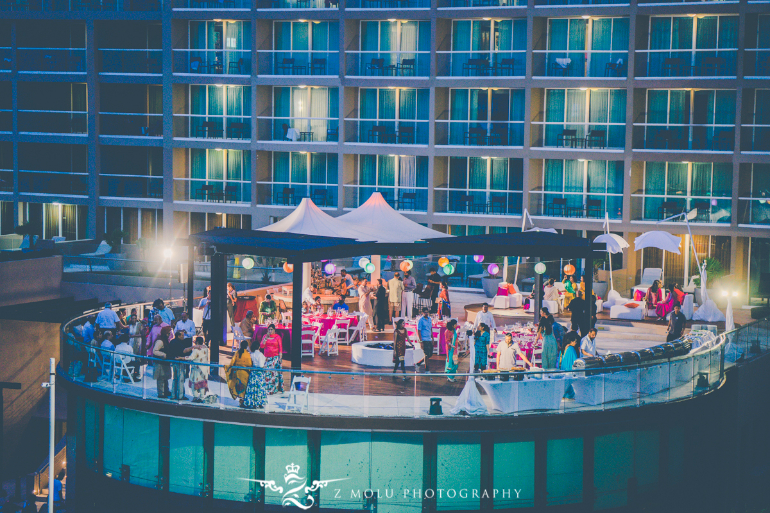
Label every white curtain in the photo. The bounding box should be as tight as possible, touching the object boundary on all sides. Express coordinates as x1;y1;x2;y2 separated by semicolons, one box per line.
310;87;329;139
401;21;417;55
399;155;416;190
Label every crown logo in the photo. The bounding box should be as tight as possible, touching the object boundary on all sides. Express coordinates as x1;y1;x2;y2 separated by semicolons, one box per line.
285;463;301;475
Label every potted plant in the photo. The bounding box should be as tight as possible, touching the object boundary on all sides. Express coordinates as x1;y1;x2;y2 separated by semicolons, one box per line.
482;257;504;298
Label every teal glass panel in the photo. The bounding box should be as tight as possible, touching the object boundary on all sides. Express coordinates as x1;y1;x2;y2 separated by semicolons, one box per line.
594;431;633;509
265;428;309;506
319;431;371;510
493;440;534;508
634;431;660;495
274;152;290;182
546;438;583;506
103;405;123;479
214;423;255;501
371;433;423;513
84;399;99;471
437;434;480;511
668;427;685;484
103;407;159;488
169;418;204;496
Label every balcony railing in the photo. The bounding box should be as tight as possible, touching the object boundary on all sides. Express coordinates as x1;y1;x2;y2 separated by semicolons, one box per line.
638;0;736;4
740;126;770;153
17;48;86;73
256;51;339;76
1;48;12;72
99;49;162;75
344;185;428;211
434;190;522;215
530;122;625;150
435;120;524;147
100;113;163;137
100;175;163;199
634;50;738;79
438;0;524;7
534;0;626;5
18;110;87;135
256;117;338;143
745;50;770;78
436;51;526;77
258;183;338;207
18;170;87;196
633;125;735;152
0;170;13;192
172;0;249;8
344;119;429;145
346;52;430;78
630;195;731;224
346;0;428;7
172;50;251;75
533;50;628;78
529;191;622;219
172;115;251;140
173;179;250;203
256;0;337;7
0;109;11;133
738;198;770;227
1;0;160;11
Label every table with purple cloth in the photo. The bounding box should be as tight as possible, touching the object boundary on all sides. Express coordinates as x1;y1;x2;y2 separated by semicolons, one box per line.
405;320;448;355
252;324;292;355
302;314;358;337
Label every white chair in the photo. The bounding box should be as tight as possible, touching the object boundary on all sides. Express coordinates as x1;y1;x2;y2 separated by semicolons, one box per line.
334;318;352;345
532;346;543;368
493;295;509;309
325;329;340;356
301;329;316;357
281;312;293;325
431;327;442;355
114;353;136;384
192;308;203;331
311;322;324;346
100;353;114;380
633;268;663;297
285;376;311;413
681;294;694;320
349;316;367;343
542;300;559;316
232;325;248;353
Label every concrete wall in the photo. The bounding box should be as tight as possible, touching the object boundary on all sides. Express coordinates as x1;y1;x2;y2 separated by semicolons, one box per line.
0;256;65;309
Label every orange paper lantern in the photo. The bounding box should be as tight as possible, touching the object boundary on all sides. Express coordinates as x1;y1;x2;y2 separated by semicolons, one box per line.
563;264;576;276
283;262;294;273
438;257;449;268
399;261;410;273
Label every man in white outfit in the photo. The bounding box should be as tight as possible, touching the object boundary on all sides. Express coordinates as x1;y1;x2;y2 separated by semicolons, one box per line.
401;270;416;318
473;303;496;331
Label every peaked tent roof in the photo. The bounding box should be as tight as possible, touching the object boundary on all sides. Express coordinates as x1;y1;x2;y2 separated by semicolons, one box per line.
259;198;374;241
338;192;450;243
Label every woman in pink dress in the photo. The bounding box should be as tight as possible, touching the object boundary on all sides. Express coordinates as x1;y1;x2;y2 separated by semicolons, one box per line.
644;280;662;310
146;315;169;356
656;283;685;319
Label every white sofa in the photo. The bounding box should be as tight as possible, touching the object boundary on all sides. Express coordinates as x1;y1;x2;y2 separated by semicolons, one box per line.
632;267;663;297
610;300;644;320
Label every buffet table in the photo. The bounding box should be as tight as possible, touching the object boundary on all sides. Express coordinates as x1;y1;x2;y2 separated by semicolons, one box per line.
351;341;418;367
476;376;565;413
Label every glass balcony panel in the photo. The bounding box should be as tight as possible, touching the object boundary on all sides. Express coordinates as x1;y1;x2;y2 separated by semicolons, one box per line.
532;51;628;78
0;170;14;192
257;51;338;76
740;126;770;152
257;0;336;7
529;191;622;219
173;115;251;140
173;179;250;203
633;125;735;151
17;48;86;73
100;175;163;199
434;190;522;215
18;171;87;195
172;0;250;8
14;0;162;10
344;185;428;211
100;114;162;137
0;109;11;133
99;49;162;74
346;52;430;78
436;51;526;77
534;0;625;5
630;196;731;223
745;50;770;77
256;118;338;143
18;111;87;134
0;48;12;72
258;183;338;207
635;50;737;78
344;119;428;145
738;199;770;226
531;123;624;150
172;50;251;75
435;121;524;147
346;0;428;7
439;0;524;6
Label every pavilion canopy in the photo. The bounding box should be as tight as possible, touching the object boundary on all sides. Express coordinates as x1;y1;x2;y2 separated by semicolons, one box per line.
259;198;374;241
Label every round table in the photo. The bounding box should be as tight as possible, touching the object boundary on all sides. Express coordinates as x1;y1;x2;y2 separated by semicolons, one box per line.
351;341;418;368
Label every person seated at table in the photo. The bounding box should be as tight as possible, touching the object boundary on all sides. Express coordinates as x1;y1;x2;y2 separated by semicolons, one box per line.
496;332;532;372
562;275;577;309
474;323;491;372
645;280;662;310
239;310;255;339
258;324;284;395
259;294;277;324
100;331;115;351
543;279;562;312
313;296;324;313
225;340;252;405
333;295;349;313
301;301;310;315
114;334;135;379
82;315;96;344
656;282;684;319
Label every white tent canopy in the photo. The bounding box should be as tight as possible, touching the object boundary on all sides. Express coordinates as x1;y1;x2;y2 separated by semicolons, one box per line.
338;192;449;243
259;198;374;241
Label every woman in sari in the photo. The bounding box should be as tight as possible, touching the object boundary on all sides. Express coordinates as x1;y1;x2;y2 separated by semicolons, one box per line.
259;324;284;394
392;319;408;377
538;316;559;370
437;283;451;319
560;332;581;399
656;282;684;319
184;337;210;403
444;319;459;381
473;323;490;372
562;275;577;309
645;280;662;309
152;329;173;399
242;339;268;409
225;340;252;404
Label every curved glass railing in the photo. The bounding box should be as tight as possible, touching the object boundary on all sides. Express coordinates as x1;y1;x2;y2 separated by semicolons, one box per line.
59;299;768;418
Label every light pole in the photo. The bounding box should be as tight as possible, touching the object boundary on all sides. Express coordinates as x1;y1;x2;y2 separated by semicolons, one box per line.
41;358;55;513
163;248;174;300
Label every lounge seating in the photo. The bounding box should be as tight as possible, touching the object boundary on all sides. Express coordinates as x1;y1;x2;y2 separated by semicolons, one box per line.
610;301;644;321
632;268;663;297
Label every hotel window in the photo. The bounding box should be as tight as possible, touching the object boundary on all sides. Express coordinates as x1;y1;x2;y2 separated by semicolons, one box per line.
539;18;629;78
747;16;770;77
739;164;770;226
0;201;13;235
358;21;430;76
542;89;626;149
445;19;526;76
184;85;251;140
21;202;87;240
640;162;731;223
262;151;338;207
271;86;338;142
352;154;428;210
436;157;523;215
105;207;163;243
744;89;770;152
174;212;250;236
445;88;524;147
179;149;250;203
271;21;338;75
182;21;251;75
355;88;429;144
537;160;623;219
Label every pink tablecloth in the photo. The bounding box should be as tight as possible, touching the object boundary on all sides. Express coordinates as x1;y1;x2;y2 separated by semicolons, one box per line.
405;321;448;355
487;331;538;370
302;314;358;337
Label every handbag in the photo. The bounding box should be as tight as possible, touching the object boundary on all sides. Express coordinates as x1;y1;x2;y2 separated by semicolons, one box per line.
452;347;459;365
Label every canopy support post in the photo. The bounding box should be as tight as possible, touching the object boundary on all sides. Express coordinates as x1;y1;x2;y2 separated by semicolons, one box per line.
291;260;303;372
210;251;227;366
302;262;312;292
371;255;381;282
187;244;195;314
585;250;594;331
534;258;543;325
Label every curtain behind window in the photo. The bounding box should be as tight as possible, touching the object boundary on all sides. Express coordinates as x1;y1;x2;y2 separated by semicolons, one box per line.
544;160;563;192
293;22;309;51
650;18;671;50
207;85;223;116
226;86;242;117
191;149;206;180
587;160;606;193
399;156;416;189
712;163;731;196
401;21;417;54
672;17;693;49
452;21;471;51
312;22;329;51
291;152;306;183
361;22;379;52
490;158;508;190
360;89;377;119
468;157;486;190
695;17;717;49
666;162;687;196
273;152;290;182
310;153;327;184
378;155;395;187
718;16;737;48
449;157;468;189
548;19;568;50
274;22;292;50
207;150;223;181
360;155;376;186
310;87;329;136
399;89;416;120
691;163;711;197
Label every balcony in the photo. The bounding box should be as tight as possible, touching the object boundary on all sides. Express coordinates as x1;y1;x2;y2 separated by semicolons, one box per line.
0;108;10;133
258;183;338;208
530;122;625;151
436;52;526;78
632;125;735;152
173;179;250;203
99;49;161;75
17;48;85;74
173;50;251;76
18;171;87;196
257;117;338;143
100;175;163;199
635;50;737;79
532;51;628;78
344;186;428;211
256;51;338;76
173;115;251;141
740;126;770;153
438;0;524;7
434;190;521;215
435;121;524;147
738;198;770;227
0;170;13;193
100;113;163;137
18;110;87;135
256;0;337;8
630;195;731;224
346;52;430;78
172;0;249;9
344;119;428;145
346;0;428;8
529;191;622;219
0;48;11;72
1;0;160;11
534;0;626;5
745;50;770;78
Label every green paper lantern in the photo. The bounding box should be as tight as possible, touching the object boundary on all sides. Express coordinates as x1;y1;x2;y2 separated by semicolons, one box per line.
535;262;547;274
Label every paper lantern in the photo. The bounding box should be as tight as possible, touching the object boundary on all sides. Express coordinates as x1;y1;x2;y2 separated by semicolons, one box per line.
283;262;294;273
711;199;718;206
399;261;410;273
324;262;336;275
535;262;547;274
358;257;370;268
403;259;413;271
438;257;449;268
473;255;485;263
563;264;576;276
242;257;254;270
364;262;375;273
487;263;500;276
443;263;455;275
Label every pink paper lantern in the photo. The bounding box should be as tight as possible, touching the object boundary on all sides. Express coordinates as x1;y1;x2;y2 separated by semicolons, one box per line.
487;263;500;276
324;262;336;275
473;255;485;263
